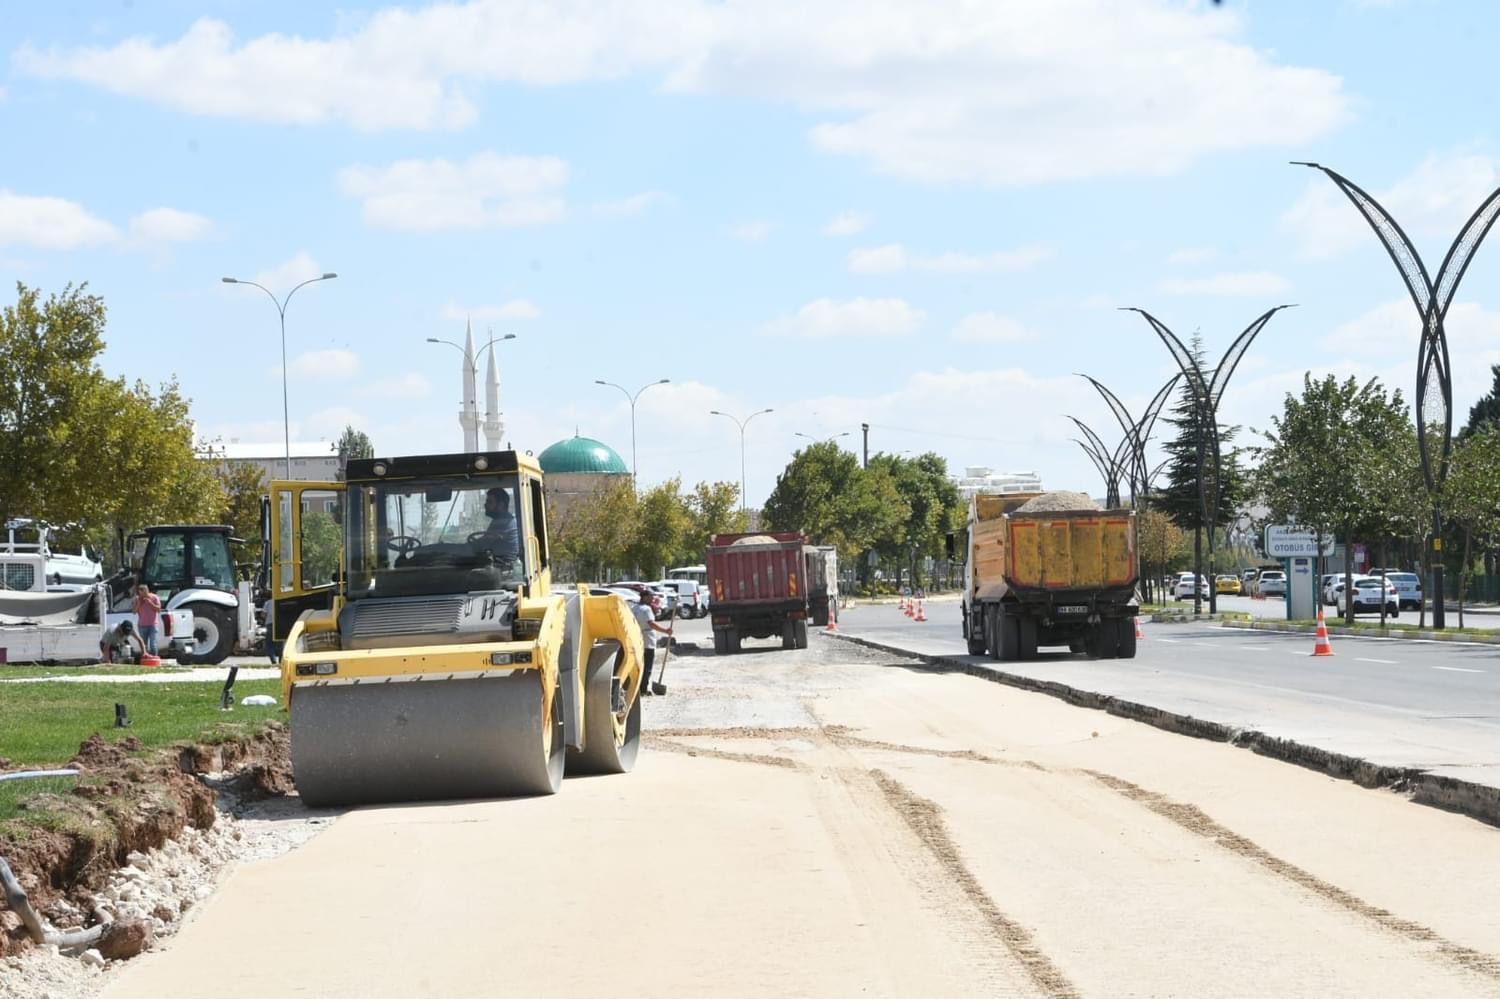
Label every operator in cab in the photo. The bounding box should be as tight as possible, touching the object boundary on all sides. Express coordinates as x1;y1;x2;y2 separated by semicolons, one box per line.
478;486;521;565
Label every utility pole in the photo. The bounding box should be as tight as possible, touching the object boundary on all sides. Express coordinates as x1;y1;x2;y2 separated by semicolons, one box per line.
861;423;870;468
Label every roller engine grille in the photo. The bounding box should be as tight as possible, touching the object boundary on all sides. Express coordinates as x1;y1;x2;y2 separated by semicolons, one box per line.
349;597;466;638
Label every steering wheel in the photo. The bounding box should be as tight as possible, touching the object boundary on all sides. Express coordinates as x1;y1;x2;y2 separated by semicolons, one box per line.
466;531;494;548
385;534;421;555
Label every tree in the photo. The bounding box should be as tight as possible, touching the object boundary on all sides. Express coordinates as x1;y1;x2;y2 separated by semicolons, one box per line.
1138;509;1188;603
626;478;692;578
1154;334;1247;611
685;481;746;560
1443;427;1500;626
337;425;375;478
217;460;268;576
1252;374;1410;623
866;452;963;588
762;442;909;568
0;282;108;526
551;479;638;582
1462;364;1500;438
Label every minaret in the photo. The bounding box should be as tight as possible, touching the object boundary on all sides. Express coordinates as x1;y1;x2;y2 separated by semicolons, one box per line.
482;341;503;451
459;321;480;452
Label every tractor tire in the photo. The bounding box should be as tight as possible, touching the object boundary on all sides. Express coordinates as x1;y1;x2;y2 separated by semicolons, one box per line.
1117;619;1137;659
181;603;234;665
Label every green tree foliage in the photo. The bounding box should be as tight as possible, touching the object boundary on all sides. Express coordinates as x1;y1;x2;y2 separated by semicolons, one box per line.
1252;373;1411;622
336;425;375;478
685;481;746;558
1443;427;1500;625
551;478;639;582
866;451;964;586
299;509;343;587
1155;335;1246;534
216;461;268;574
1462;364;1500;438
1138;508;1188;601
627;478;693;577
762;442;909;563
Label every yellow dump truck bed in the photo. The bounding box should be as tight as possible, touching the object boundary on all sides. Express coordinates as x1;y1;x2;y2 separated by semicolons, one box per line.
971;504;1136;600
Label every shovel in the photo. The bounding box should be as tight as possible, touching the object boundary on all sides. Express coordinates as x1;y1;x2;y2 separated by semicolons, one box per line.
650;614;676;696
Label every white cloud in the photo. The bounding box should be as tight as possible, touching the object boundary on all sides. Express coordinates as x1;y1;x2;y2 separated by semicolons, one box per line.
760;297;924;338
337;153;568;231
1167;246;1217;266
127;207;213;243
245;251;327;294
0;190;118;249
848;242;1052;274
1156;271;1293;296
358;373;432;401
594;191;669;218
951;312;1038;344
16;2;1345;185
1282;151;1500;259
440;299;541;322
823;211;870;237
727;220;772;242
287;348;360;379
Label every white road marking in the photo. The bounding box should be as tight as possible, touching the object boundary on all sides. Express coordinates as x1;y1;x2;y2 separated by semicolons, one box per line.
1158;638;1179;644
1238;646;1270;652
1355;657;1398;665
1433;666;1484;674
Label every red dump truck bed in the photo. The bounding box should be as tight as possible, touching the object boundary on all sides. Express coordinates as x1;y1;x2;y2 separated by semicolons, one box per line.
707;532;810;654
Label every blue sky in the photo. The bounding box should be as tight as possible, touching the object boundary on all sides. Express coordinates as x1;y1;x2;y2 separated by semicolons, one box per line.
4;1;1500;506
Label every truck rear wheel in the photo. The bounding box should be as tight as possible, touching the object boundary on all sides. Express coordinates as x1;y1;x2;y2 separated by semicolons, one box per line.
998;611;1020;661
782;620;797;650
713;630;729;655
794;619;809;649
1017;615;1038;660
810;603;828;627
965;609;986;656
1086;620;1120;659
728;629;742;653
1117;619;1137;659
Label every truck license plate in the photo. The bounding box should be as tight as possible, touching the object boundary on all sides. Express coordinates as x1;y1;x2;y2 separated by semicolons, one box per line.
1057;605;1087;614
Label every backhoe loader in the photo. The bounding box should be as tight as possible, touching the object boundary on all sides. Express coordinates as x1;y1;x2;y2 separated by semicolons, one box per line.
271;450;644;806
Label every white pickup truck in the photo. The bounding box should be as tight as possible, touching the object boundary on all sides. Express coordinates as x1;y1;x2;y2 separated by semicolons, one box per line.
3;519;104;586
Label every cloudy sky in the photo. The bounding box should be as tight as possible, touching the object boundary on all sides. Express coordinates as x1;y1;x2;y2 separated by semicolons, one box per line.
5;1;1499;505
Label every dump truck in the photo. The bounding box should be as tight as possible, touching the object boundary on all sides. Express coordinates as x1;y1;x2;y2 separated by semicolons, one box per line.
956;492;1138;660
708;531;810;654
270;450;645;806
804;544;839;627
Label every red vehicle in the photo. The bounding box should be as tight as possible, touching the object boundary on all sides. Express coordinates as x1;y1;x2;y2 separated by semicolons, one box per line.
707;531;810;655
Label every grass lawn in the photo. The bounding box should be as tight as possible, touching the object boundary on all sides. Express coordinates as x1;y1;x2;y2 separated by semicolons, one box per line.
0;678;282;769
0;664;192;681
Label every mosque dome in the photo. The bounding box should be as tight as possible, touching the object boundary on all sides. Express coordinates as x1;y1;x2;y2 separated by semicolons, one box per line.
538;435;629;475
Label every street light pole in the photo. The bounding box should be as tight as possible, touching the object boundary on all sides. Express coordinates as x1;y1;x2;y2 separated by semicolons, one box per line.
426;333;518;451
223;272;338;478
595;379;670;487
712;408;774;514
794;431;851;445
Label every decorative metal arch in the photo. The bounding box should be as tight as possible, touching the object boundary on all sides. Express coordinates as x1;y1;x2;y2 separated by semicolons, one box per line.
1066;415;1126;507
1076;373;1182;505
1295;161;1500;629
1122;305;1293;612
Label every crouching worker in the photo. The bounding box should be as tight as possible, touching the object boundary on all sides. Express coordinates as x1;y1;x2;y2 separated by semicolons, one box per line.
101;619;144;664
631;590;670;695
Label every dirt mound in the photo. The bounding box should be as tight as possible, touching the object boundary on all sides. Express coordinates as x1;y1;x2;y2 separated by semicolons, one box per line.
729;534;781;547
0;724;292;960
1015;491;1101;513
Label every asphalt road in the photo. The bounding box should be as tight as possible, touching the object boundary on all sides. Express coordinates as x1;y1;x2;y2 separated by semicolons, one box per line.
839;599;1500;790
100;617;1500;998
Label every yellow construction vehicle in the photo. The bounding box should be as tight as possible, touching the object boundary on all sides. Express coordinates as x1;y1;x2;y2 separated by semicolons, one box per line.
268;450;644;806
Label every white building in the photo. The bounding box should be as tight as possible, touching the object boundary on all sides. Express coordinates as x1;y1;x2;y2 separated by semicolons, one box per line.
952;466;1043;499
213;441;340;483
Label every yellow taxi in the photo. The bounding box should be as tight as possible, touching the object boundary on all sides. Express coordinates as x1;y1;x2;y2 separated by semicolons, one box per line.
1215;574;1242;595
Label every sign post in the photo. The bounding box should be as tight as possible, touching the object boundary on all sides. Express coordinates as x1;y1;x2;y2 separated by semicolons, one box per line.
1265;526;1333;621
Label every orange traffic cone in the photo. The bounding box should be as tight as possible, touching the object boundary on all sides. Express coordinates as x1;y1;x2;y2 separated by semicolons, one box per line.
1134;617;1144;641
904;596;914;618
1311;608;1335;657
826;610;838;633
140;654;161;668
915;599;926;623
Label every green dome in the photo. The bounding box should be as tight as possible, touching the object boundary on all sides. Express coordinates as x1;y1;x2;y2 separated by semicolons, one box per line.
538;435;629;475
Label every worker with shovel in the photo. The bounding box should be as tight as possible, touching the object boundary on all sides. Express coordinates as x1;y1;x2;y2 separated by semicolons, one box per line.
630;590;671;696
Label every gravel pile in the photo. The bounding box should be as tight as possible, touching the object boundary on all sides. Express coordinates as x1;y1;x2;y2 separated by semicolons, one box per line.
1014;491;1101;513
0;788;334;999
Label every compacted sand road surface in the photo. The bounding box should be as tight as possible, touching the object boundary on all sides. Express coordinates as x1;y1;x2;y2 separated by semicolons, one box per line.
101;620;1500;998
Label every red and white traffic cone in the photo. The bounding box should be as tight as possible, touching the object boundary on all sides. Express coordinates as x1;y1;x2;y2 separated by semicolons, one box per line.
1135;617;1144;641
904;596;914;618
915;598;926;623
1311;607;1335;657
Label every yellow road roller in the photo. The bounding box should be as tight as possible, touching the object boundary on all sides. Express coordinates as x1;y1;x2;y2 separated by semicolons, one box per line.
268;450;643;806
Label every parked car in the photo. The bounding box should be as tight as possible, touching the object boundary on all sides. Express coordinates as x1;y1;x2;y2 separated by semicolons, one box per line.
1173;573;1210;599
3;519;103;586
658;578;703;618
1215;574;1241;595
697;582;711;615
1257;570;1287;597
1320;573;1342;606
1333;575;1399;617
1372;570;1423;610
1241;568;1259;584
608;581;666;618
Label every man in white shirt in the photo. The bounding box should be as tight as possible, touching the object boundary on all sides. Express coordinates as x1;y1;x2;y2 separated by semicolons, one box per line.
629;590;670;695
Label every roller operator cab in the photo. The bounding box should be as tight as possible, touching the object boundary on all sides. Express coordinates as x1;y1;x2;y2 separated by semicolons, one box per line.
271;451;645;807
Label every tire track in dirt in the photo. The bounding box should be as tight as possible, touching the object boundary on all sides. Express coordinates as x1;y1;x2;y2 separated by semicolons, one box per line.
869;769;1080;999
823;726;1045;770
1081;769;1500;982
643;736;800;770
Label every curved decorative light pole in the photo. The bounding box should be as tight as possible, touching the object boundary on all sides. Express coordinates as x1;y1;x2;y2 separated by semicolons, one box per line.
595;378;670;487
1075;373;1182;507
1123;305;1294;614
711;408;774;514
1294;161;1500;628
222;272;338;478
795;431;851;445
1065;415;1129;507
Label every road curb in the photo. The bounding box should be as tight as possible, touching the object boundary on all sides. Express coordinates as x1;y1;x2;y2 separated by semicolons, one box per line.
1223;619;1500;645
825;631;1500;829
